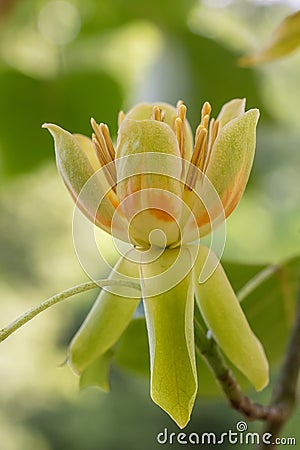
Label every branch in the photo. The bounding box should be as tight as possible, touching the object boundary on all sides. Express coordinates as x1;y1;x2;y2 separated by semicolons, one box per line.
258;277;300;449
194;319;281;421
0;279;141;344
195;274;300;445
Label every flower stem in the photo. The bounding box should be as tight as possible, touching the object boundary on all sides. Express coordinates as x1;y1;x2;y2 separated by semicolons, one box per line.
0;279;140;344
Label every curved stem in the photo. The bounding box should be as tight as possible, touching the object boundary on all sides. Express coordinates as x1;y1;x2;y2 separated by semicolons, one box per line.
194;318;281;422
237;265;279;303
0;279;141;344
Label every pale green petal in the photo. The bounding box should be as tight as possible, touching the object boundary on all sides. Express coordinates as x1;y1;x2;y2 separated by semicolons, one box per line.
193;246;269;391
43;124;98;199
141;248;197;428
43;123;119;233
73;133;102;172
69;255;140;374
79;350;113;392
116;119;183;246
205;108;259;218
124;102;193;159
217;98;246;129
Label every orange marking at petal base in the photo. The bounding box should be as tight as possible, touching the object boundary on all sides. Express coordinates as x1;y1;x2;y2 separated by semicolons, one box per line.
149;208;176;222
196;210;211;227
107;191;119;209
220;163;248;218
95;211;112;228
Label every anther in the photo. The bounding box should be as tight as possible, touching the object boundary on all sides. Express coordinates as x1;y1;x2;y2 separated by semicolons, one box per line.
91;118;117;187
178;104;187;123
185;128;207;189
100;123;115;160
175;102;187;160
201;114;210;130
203;119;220;173
152;105;162;121
201;101;212;122
175;117;185;158
118;110;125;129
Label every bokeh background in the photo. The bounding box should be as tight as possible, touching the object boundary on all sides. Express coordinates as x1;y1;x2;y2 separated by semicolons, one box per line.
0;0;300;448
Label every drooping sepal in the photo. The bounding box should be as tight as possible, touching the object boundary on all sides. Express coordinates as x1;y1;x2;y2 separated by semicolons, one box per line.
193;246;269;391
79;350;113;392
141;248;197;428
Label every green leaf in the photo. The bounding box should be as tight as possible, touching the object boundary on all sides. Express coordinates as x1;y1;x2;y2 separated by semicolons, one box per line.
79;350;113;392
239;256;300;364
239;11;300;66
0;69;122;178
141;248;197;429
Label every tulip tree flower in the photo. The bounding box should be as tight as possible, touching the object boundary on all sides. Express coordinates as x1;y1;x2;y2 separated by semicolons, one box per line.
43;99;269;428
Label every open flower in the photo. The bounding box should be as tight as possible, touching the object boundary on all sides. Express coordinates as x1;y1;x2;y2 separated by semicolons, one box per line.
44;99;269;428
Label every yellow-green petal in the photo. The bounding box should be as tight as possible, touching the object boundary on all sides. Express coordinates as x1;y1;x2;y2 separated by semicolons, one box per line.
43;123;98;199
205;108;259;218
79;350;113;392
217;98;246;129
141;248;197;428
193;246;269;391
43;123;119;233
69;255;140;374
116;119;183;246
124;102;193;160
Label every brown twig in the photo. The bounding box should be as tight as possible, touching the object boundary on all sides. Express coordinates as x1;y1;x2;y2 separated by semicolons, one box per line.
258;277;300;449
194;275;300;447
194;319;281;422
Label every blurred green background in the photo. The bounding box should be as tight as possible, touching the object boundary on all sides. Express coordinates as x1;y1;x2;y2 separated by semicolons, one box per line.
0;0;300;449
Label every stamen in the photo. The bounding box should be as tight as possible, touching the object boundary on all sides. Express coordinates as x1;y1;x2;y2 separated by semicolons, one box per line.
178;104;187;123
91;118;117;187
195;124;205;141
203;119;219;173
201;101;212;124
175;102;188;160
201;113;210;130
185;101;216;190
175;117;185;158
176;100;184;110
185;128;207;189
118;110;125;128
100;123;115;160
152;105;162;121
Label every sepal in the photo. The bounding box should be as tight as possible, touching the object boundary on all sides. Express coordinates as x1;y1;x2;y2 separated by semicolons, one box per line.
193;246;269;391
141;248;197;428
